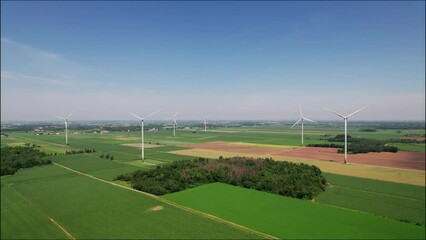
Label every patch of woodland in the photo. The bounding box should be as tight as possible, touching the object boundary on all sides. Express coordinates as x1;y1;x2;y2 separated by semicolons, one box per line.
1;146;52;176
116;157;327;199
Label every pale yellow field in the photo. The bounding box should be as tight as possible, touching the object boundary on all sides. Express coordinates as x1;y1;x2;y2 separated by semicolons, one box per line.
230;142;297;149
170;149;425;186
121;143;160;148
115;137;140;141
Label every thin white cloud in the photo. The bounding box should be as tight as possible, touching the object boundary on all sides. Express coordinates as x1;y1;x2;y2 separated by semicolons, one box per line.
1;71;72;86
1;37;62;61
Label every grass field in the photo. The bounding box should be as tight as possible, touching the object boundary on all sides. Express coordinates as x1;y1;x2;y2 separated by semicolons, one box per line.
317;173;425;225
387;143;425;152
1;181;68;239
1;165;261;239
164;182;425;239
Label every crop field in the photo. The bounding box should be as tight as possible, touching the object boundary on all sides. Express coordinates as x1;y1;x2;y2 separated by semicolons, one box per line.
317;173;425;225
1;124;425;239
164;182;425;239
1;165;261;239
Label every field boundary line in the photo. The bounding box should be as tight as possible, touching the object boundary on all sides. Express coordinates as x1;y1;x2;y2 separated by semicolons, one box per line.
8;184;75;240
53;163;278;240
331;185;425;201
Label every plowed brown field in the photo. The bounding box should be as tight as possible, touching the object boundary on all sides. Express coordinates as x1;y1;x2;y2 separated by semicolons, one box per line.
183;141;425;171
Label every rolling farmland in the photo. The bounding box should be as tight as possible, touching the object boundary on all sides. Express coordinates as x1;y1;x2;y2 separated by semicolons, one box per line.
1;124;425;239
1;165;262;239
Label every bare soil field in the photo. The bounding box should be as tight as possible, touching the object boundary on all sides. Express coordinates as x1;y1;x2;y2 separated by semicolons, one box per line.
401;136;425;141
276;147;425;171
182;142;425;171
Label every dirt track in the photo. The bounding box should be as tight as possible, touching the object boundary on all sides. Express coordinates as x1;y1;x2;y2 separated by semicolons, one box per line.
185;142;425;171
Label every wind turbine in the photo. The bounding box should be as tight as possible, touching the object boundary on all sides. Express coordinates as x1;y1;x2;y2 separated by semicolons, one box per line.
54;112;74;146
324;106;368;164
172;112;178;137
203;117;207;133
130;109;161;160
291;106;316;145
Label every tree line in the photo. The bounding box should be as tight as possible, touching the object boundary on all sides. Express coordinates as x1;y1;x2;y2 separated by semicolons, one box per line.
116;157;327;199
308;134;399;153
1;146;52;176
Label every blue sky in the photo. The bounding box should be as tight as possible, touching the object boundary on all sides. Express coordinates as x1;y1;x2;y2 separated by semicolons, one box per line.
1;1;424;121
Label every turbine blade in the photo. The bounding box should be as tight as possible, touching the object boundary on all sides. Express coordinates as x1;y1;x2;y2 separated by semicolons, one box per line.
303;117;316;123
299;105;303;118
173;112;178;118
66;112;74;119
173;119;178;126
323;107;345;119
54;115;65;120
130;112;143;120
291;118;302;128
143;109;162;119
346;106;368;118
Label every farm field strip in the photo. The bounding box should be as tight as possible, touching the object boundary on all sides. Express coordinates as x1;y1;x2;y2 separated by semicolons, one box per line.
315;186;425;225
315;172;425;225
8;185;75;240
52;163;277;239
2;165;264;239
170;148;425;186
164;183;425;239
178;141;425;170
1;180;68;239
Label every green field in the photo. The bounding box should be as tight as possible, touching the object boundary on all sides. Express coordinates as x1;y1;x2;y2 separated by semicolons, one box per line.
387;143;425;152
317;173;425;225
1;165;260;239
164;183;425;239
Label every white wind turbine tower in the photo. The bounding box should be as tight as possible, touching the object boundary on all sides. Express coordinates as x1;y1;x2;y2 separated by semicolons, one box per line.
324;106;368;164
130;110;161;160
172;112;178;137
203;117;207;133
54;112;74;146
291;106;316;145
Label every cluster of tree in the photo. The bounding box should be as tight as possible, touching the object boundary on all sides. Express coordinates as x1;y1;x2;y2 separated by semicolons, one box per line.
65;148;96;155
388;138;425;144
1;146;52;176
99;153;114;160
116;157;327;199
359;128;377;132
307;143;344;148
24;143;41;148
326;135;398;153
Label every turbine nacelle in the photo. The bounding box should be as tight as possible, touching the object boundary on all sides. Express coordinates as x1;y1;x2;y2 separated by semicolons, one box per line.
323;106;368;120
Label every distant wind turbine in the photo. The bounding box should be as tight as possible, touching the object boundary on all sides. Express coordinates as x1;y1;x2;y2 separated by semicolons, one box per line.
291;106;316;145
203;117;207;133
54;112;74;146
324;106;368;164
172;112;178;137
130;109;161;160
